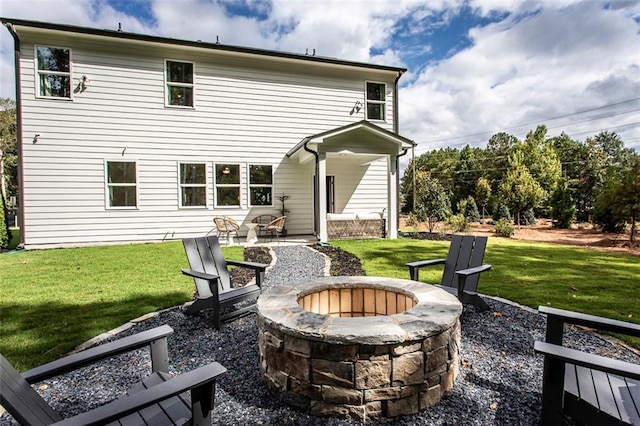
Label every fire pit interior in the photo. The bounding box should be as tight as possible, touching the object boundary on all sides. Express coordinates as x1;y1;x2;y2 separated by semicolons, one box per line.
257;276;462;421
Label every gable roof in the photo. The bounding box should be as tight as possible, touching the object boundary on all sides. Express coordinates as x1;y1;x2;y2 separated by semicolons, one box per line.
1;17;407;75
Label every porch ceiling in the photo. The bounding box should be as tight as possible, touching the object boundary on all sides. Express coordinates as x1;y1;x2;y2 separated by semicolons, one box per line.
286;120;415;164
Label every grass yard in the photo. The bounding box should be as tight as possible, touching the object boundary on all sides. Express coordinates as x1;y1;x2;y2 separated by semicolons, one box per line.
0;241;244;371
1;236;638;371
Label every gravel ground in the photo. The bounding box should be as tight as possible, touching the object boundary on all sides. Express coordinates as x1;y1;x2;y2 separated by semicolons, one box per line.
2;245;638;425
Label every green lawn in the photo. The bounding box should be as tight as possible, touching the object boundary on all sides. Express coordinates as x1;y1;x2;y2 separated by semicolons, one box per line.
1;236;638;371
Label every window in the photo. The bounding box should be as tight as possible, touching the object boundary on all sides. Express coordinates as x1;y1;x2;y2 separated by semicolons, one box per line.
165;60;194;107
179;163;206;207
249;164;273;206
214;164;240;207
36;46;71;99
365;82;386;121
106;161;137;208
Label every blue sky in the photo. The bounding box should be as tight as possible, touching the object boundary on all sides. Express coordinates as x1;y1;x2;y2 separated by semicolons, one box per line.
1;0;638;156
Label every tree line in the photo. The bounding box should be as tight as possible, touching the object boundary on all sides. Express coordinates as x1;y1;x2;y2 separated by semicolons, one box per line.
400;125;639;242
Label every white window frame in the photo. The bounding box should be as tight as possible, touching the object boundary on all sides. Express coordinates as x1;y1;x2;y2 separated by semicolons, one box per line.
164;59;195;108
214;163;242;208
365;81;386;121
105;160;138;209
178;162;207;208
248;164;274;207
34;45;72;100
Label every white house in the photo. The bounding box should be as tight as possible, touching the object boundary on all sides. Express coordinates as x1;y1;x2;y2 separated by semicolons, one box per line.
1;18;414;249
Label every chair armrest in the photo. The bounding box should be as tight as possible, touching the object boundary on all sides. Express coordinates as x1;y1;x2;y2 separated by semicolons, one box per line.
53;362;227;426
405;258;446;268
181;268;220;282
455;264;492;278
226;259;268;271
22;325;174;384
534;341;640;380
539;306;640;337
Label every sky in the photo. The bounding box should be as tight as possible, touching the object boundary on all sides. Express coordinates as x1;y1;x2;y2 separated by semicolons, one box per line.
1;0;639;159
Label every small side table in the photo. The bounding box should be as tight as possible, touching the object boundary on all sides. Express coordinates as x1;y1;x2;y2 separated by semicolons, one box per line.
245;223;259;244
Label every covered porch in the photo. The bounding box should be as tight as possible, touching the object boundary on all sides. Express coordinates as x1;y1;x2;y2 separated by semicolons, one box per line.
286;120;415;242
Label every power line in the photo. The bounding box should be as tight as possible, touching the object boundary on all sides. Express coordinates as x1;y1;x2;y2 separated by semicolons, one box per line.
420;97;640;144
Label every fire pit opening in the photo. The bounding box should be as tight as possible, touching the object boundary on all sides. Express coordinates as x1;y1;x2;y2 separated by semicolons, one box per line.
298;285;416;317
257;276;462;422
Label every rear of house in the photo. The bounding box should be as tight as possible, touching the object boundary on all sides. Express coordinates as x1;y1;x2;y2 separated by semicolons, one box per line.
2;18;413;248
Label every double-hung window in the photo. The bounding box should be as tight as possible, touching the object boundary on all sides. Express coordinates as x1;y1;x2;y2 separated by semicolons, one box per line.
106;161;137;208
214;164;240;207
179;163;206;207
165;60;194;107
365;82;386;121
36;46;71;99
249;165;273;206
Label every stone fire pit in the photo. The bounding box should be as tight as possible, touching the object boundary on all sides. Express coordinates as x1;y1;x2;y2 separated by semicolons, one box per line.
256;276;463;421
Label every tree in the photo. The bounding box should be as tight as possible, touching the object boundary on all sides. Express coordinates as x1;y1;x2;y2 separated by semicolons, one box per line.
522;125;562;211
549;177;576;229
0;98;17;200
475;177;491;223
401;147;459;212
412;171;451;233
451;145;484;210
498;150;545;226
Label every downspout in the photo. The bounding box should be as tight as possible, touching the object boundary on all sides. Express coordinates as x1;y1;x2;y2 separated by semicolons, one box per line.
303;141;320;237
4;22;25;248
393;70;406;235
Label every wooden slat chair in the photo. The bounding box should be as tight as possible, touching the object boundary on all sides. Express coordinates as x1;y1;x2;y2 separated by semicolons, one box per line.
0;325;227;426
182;235;268;330
406;234;492;310
535;306;640;426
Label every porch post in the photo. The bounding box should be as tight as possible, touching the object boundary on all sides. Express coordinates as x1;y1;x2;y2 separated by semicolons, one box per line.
387;155;398;239
318;153;328;241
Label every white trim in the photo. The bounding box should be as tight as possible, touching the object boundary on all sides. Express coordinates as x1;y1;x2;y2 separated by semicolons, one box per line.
365;80;386;122
213;162;242;208
177;161;208;208
104;159;139;210
247;163;274;207
164;59;195;108
34;44;73;100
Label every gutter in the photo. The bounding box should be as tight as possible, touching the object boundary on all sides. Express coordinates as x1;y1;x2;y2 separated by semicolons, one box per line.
393;70;408;234
3;22;24;248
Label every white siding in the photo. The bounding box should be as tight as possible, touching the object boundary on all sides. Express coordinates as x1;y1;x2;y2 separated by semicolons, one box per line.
16;30;399;247
328;158;388;216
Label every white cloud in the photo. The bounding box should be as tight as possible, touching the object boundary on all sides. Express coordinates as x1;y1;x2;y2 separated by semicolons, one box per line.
1;0;638;155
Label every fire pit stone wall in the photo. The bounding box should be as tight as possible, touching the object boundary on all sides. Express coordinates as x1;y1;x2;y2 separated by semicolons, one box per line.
256;276;463;421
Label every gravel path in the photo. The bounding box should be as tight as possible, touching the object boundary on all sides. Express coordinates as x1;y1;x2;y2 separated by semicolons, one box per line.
2;245;638;425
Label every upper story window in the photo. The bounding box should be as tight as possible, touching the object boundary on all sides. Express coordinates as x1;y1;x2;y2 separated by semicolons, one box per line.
106;161;137;208
365;82;386;121
36;46;71;99
179;163;206;207
165;60;194;107
214;163;241;207
249;164;273;206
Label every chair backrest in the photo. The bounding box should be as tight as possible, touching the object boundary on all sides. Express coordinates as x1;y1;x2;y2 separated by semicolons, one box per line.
252;215;277;225
182;236;232;298
441;235;488;292
214;216;239;232
1;354;63;425
266;216;286;231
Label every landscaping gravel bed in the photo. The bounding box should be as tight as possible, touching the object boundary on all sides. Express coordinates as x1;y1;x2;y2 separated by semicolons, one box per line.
2;245;638;425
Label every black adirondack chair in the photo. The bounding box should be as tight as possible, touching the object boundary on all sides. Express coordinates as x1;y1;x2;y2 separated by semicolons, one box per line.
535;306;640;426
0;325;227;426
406;234;492;310
182;235;268;330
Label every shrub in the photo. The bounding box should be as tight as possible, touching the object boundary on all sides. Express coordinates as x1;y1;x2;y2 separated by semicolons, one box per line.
446;213;471;233
404;213;421;231
492;203;512;222
494;218;515;237
0;195;10;250
463;196;481;222
521;208;537;226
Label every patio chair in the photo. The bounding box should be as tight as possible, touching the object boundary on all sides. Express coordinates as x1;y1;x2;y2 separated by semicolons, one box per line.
207;216;240;244
534;306;640;425
263;216;287;242
182;235;268;329
0;325;227;426
406;234;492;310
251;214;277;239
